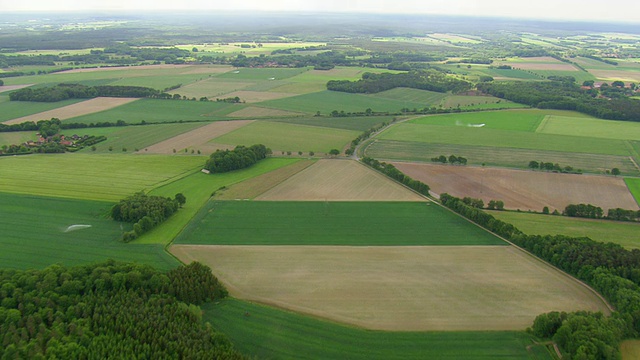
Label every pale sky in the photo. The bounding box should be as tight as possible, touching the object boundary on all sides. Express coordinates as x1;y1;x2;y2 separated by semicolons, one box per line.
1;0;639;23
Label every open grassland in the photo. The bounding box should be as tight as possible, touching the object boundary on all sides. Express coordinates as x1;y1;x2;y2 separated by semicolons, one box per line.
257;90;424;114
504;57;579;71
0;131;35;146
266;81;326;94
537;115;640;140
489;211;640;249
626;178;640;204
590;69;640;82
480;68;543;80
139;120;253;155
210;121;359;154
286;67;396;83
621;340;640;360
0;99;83;123
0;154;203;201
173;201;504;246
226;106;302;118
173;245;608;331
429;33;482;43
137;158;300;245
203;299;550;360
67;98;239;124
529;70;596;83
0;192;179;271
440;95;527;110
217;90;297;103
266;115;392;131
409;110;547;132
167;79;255;99
365;140;639;175
257;160;425;201
217;67;309;81
369;87;448;104
393;162;639;212
0;84;32;94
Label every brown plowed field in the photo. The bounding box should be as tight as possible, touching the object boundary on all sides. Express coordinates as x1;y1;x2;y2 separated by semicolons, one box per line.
171;245;610;331
139;120;253;154
3;97;139;125
392;162;639;212
256;159;425;201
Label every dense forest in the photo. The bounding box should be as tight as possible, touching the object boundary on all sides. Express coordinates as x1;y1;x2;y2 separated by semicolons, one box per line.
111;192;186;242
204;144;270;174
0;260;243;359
327;70;472;94
9;84;163;102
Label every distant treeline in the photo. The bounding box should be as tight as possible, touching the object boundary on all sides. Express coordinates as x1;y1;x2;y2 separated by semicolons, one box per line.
204;144;271;174
477;80;640;121
563;203;640;222
111;192;186;242
439;193;640;359
9;83;165;102
0;260;242;359
361;157;430;196
327;70;472;94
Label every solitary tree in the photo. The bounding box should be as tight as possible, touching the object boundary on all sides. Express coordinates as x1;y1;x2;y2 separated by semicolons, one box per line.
329;149;340;157
611;168;620;176
542;206;550;214
175;193;186;207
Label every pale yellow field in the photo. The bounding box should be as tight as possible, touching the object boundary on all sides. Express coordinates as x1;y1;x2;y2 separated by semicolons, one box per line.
590;69;640;82
3;97;139;125
139;120;254;155
256;159;425;201
171;245;610;331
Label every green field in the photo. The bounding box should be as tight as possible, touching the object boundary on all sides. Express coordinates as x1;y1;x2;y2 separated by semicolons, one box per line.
167;79;255;99
211;121;359;153
265;115;393;131
528;70;596;83
480;68;543;80
489;211;640;249
537;115;640;140
0;99;84;122
203;299;550;360
626;178;640;204
0;192;179;270
0;131;36;146
409;110;546;132
174;201;507;246
258;90;425;114
369;87;448;104
139;158;300;244
67;98;240;124
0;153;204;201
216;67;310;81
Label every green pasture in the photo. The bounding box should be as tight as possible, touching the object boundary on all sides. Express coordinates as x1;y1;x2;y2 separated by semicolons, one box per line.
67;98;240;124
489;211;640;249
202;299;549;360
138;158;300;245
409;110;546;132
480;68;543;80
0;192;179;270
266;115;393;131
109;74;213;90
75;123;205;153
439;95;527;110
174;201;506;246
0;153;204;201
169;79;255;99
267;81;326;94
368;87;447;105
528;70;596;83
211;121;359;153
216;67;309;81
537;115;640;141
0;99;84;122
364;140;639;175
258;90;424;114
626;178;640;205
286;66;400;83
0;131;36;146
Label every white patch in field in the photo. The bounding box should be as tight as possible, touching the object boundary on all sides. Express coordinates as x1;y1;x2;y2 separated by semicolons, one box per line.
64;224;92;232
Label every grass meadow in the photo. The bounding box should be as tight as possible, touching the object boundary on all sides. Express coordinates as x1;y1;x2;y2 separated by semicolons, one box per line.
408;110;546;132
173;201;507;246
0;99;84;122
369;87;448;104
626;178;640;204
265;115;393;131
216;67;309;81
0;192;179;270
202;299;551;360
537;115;640;141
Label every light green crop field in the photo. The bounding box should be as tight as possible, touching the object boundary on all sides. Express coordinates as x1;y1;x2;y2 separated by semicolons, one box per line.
537;115;640;140
528;70;596;83
365;140;638;175
138;158;300;245
286;67;399;83
258;90;425;114
0;192;179;270
211;121;359;153
75;123;206;153
439;95;525;109
408;110;546;132
489;211;640;249
216;67;310;81
480;68;543;80
266;115;393;131
0;153;204;201
67;98;240;124
174;201;507;246
108;74;214;90
167;79;255;99
202;299;550;360
0;131;36;146
369;87;448;104
0;99;84;122
626;178;640;204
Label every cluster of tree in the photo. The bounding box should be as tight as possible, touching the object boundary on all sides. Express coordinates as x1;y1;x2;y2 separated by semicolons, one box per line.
10;84;162;102
327;70;472;94
448;58;493;65
486;200;505;210
344;121;390;156
0;135;107;156
204;144;270;174
477;80;640;121
431;154;468;165
439;192;640;359
0;118;131;133
461;196;484;209
0;79;3;86
216;96;242;103
0;260;243;359
607;208;640;222
111;192;186;242
528;160;580;173
231;50;353;68
362;157;430;196
563;203;604;219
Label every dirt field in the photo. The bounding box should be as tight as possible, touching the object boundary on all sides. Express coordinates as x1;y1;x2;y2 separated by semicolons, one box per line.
139;120;254;154
256;159;425;201
505;57;578;71
171;245;609;331
218;90;297;103
0;84;32;94
227;106;303;118
392;162;639;212
3;97;139;125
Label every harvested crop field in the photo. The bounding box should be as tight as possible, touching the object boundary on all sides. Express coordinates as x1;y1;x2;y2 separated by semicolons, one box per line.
257;159;425;201
227;106;302;118
171;245;609;331
392;162;639;212
3;97;139;125
140;120;254;154
590;69;640;82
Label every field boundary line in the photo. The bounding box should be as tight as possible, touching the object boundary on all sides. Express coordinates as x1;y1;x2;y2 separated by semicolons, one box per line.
534;115;551;133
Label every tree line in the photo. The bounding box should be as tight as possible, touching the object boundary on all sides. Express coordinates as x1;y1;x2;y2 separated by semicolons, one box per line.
431;154;467;165
361;157;430;196
10;83;163;102
327;70;472;94
528;160;580;174
344;121;391;156
563;203;640;222
439;193;640;359
111;192;186;242
204;144;270;174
